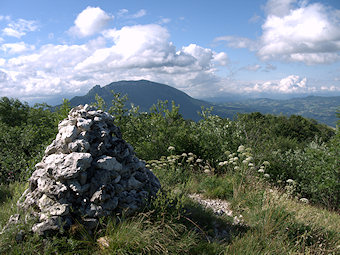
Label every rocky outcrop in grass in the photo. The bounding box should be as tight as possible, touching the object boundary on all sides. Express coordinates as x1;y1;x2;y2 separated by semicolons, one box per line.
17;105;160;235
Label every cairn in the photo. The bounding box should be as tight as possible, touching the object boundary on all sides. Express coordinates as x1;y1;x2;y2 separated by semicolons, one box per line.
16;104;160;235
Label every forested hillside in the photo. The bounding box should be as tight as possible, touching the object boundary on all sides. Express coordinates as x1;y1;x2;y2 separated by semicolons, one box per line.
215;96;340;127
0;95;339;254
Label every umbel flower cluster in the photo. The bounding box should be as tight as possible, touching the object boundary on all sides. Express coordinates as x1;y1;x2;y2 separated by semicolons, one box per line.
147;146;212;174
217;145;270;177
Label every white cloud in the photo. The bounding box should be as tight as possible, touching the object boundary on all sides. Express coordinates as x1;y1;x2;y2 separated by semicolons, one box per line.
131;9;147;19
258;1;340;64
2;18;38;38
321;85;340;91
0;15;10;21
1;42;35;54
69;6;113;37
158;18;171;25
0;23;229;101
245;75;309;93
116;9;147;20
242;64;261;72
264;0;297;17
117;9;129;17
218;0;340;65
214;36;258;51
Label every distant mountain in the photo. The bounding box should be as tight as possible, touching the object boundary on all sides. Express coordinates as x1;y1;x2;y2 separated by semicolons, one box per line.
69;80;216;121
67;80;339;126
214;96;340;127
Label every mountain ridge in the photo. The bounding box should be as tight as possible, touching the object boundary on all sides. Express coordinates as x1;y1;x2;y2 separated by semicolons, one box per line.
69;80;216;121
67;80;339;126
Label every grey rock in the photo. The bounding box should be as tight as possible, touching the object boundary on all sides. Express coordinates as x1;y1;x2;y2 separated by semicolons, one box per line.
79;171;87;185
58;125;78;143
32;216;62;235
96;155;122;172
43;152;92;180
14;105;160;236
128;176;143;190
77;118;93;131
82;218;98;230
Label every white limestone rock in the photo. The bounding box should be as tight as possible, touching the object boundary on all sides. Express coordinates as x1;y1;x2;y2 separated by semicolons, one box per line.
13;104;161;236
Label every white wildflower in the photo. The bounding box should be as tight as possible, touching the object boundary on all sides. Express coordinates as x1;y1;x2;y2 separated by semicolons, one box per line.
237;145;245;152
258;169;265;173
246;157;253;162
264;173;270;178
167;146;175;151
248;163;254;167
187;157;194;162
286;179;294;184
299;198;309;203
181;153;187;157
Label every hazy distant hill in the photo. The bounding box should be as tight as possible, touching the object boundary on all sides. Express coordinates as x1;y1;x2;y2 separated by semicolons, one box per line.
68;80;339;126
215;96;340;127
69;80;215;121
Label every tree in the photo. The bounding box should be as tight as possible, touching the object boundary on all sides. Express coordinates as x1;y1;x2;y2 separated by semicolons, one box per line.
0;97;29;127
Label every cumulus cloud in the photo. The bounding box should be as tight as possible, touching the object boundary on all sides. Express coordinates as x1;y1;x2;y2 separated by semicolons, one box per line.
264;0;297;17
69;6;113;37
218;0;340;65
1;42;35;54
258;1;340;64
245;75;309;93
2;18;38;38
0;23;229;101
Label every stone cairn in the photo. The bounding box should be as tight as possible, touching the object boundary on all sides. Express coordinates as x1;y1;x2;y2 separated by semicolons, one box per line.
17;104;161;235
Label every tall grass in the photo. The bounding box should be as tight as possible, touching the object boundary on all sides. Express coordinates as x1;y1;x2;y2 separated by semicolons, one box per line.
1;152;339;254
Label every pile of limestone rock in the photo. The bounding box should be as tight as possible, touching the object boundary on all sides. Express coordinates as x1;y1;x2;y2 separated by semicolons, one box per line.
16;104;161;235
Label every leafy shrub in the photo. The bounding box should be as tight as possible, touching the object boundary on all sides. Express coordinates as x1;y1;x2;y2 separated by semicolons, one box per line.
265;139;339;209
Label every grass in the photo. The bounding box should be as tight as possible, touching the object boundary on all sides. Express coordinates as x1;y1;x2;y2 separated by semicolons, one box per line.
0;153;339;254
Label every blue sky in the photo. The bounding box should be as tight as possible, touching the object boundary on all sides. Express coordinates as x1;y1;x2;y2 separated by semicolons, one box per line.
1;0;340;104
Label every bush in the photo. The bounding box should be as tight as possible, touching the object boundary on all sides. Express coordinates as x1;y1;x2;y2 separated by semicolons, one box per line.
265;139;339;209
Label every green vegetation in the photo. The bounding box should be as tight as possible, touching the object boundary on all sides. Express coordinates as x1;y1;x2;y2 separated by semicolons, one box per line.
67;80;340;126
0;95;339;254
217;95;340;127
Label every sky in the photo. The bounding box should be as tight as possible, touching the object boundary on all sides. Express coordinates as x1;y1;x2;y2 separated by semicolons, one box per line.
1;0;340;104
